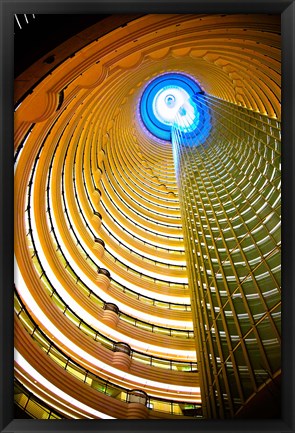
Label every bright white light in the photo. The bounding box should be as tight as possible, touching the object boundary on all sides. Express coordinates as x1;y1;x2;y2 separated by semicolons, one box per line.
152;86;197;128
15;257;198;367
15;351;115;419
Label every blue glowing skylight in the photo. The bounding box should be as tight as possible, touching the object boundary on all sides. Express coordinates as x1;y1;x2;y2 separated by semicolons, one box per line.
139;72;210;142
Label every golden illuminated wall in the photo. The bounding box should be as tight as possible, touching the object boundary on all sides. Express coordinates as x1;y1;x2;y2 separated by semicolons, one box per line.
14;14;280;419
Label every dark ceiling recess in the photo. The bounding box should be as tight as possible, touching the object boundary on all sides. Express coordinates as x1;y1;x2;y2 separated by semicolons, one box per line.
14;14;110;78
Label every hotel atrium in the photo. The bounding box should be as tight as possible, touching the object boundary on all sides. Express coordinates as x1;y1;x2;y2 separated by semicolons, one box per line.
14;13;281;420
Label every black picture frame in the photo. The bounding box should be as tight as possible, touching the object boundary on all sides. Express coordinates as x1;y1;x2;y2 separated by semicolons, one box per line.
1;1;294;432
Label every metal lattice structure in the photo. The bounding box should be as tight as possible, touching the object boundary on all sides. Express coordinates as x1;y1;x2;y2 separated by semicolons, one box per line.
172;94;281;418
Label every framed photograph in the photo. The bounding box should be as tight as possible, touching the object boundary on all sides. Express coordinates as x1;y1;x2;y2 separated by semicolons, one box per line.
1;1;294;432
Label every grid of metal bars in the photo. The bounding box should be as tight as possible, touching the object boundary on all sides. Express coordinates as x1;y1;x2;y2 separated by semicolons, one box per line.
172;94;281;418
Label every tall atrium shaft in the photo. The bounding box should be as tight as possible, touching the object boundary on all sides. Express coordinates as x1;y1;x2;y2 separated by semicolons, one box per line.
14;13;281;419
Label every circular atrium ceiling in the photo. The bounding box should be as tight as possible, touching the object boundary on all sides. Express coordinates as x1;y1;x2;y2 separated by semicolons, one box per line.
139;72;203;140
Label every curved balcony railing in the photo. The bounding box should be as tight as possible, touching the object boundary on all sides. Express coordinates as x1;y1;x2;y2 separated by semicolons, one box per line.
78;153;186;270
26;205;193;339
25;197;194;338
20;116;191;323
101;169;183;235
98;134;179;212
15;294;202;418
14;379;62;420
51;128;189;285
15;287;196;372
15;123;190;307
101;161;182;227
